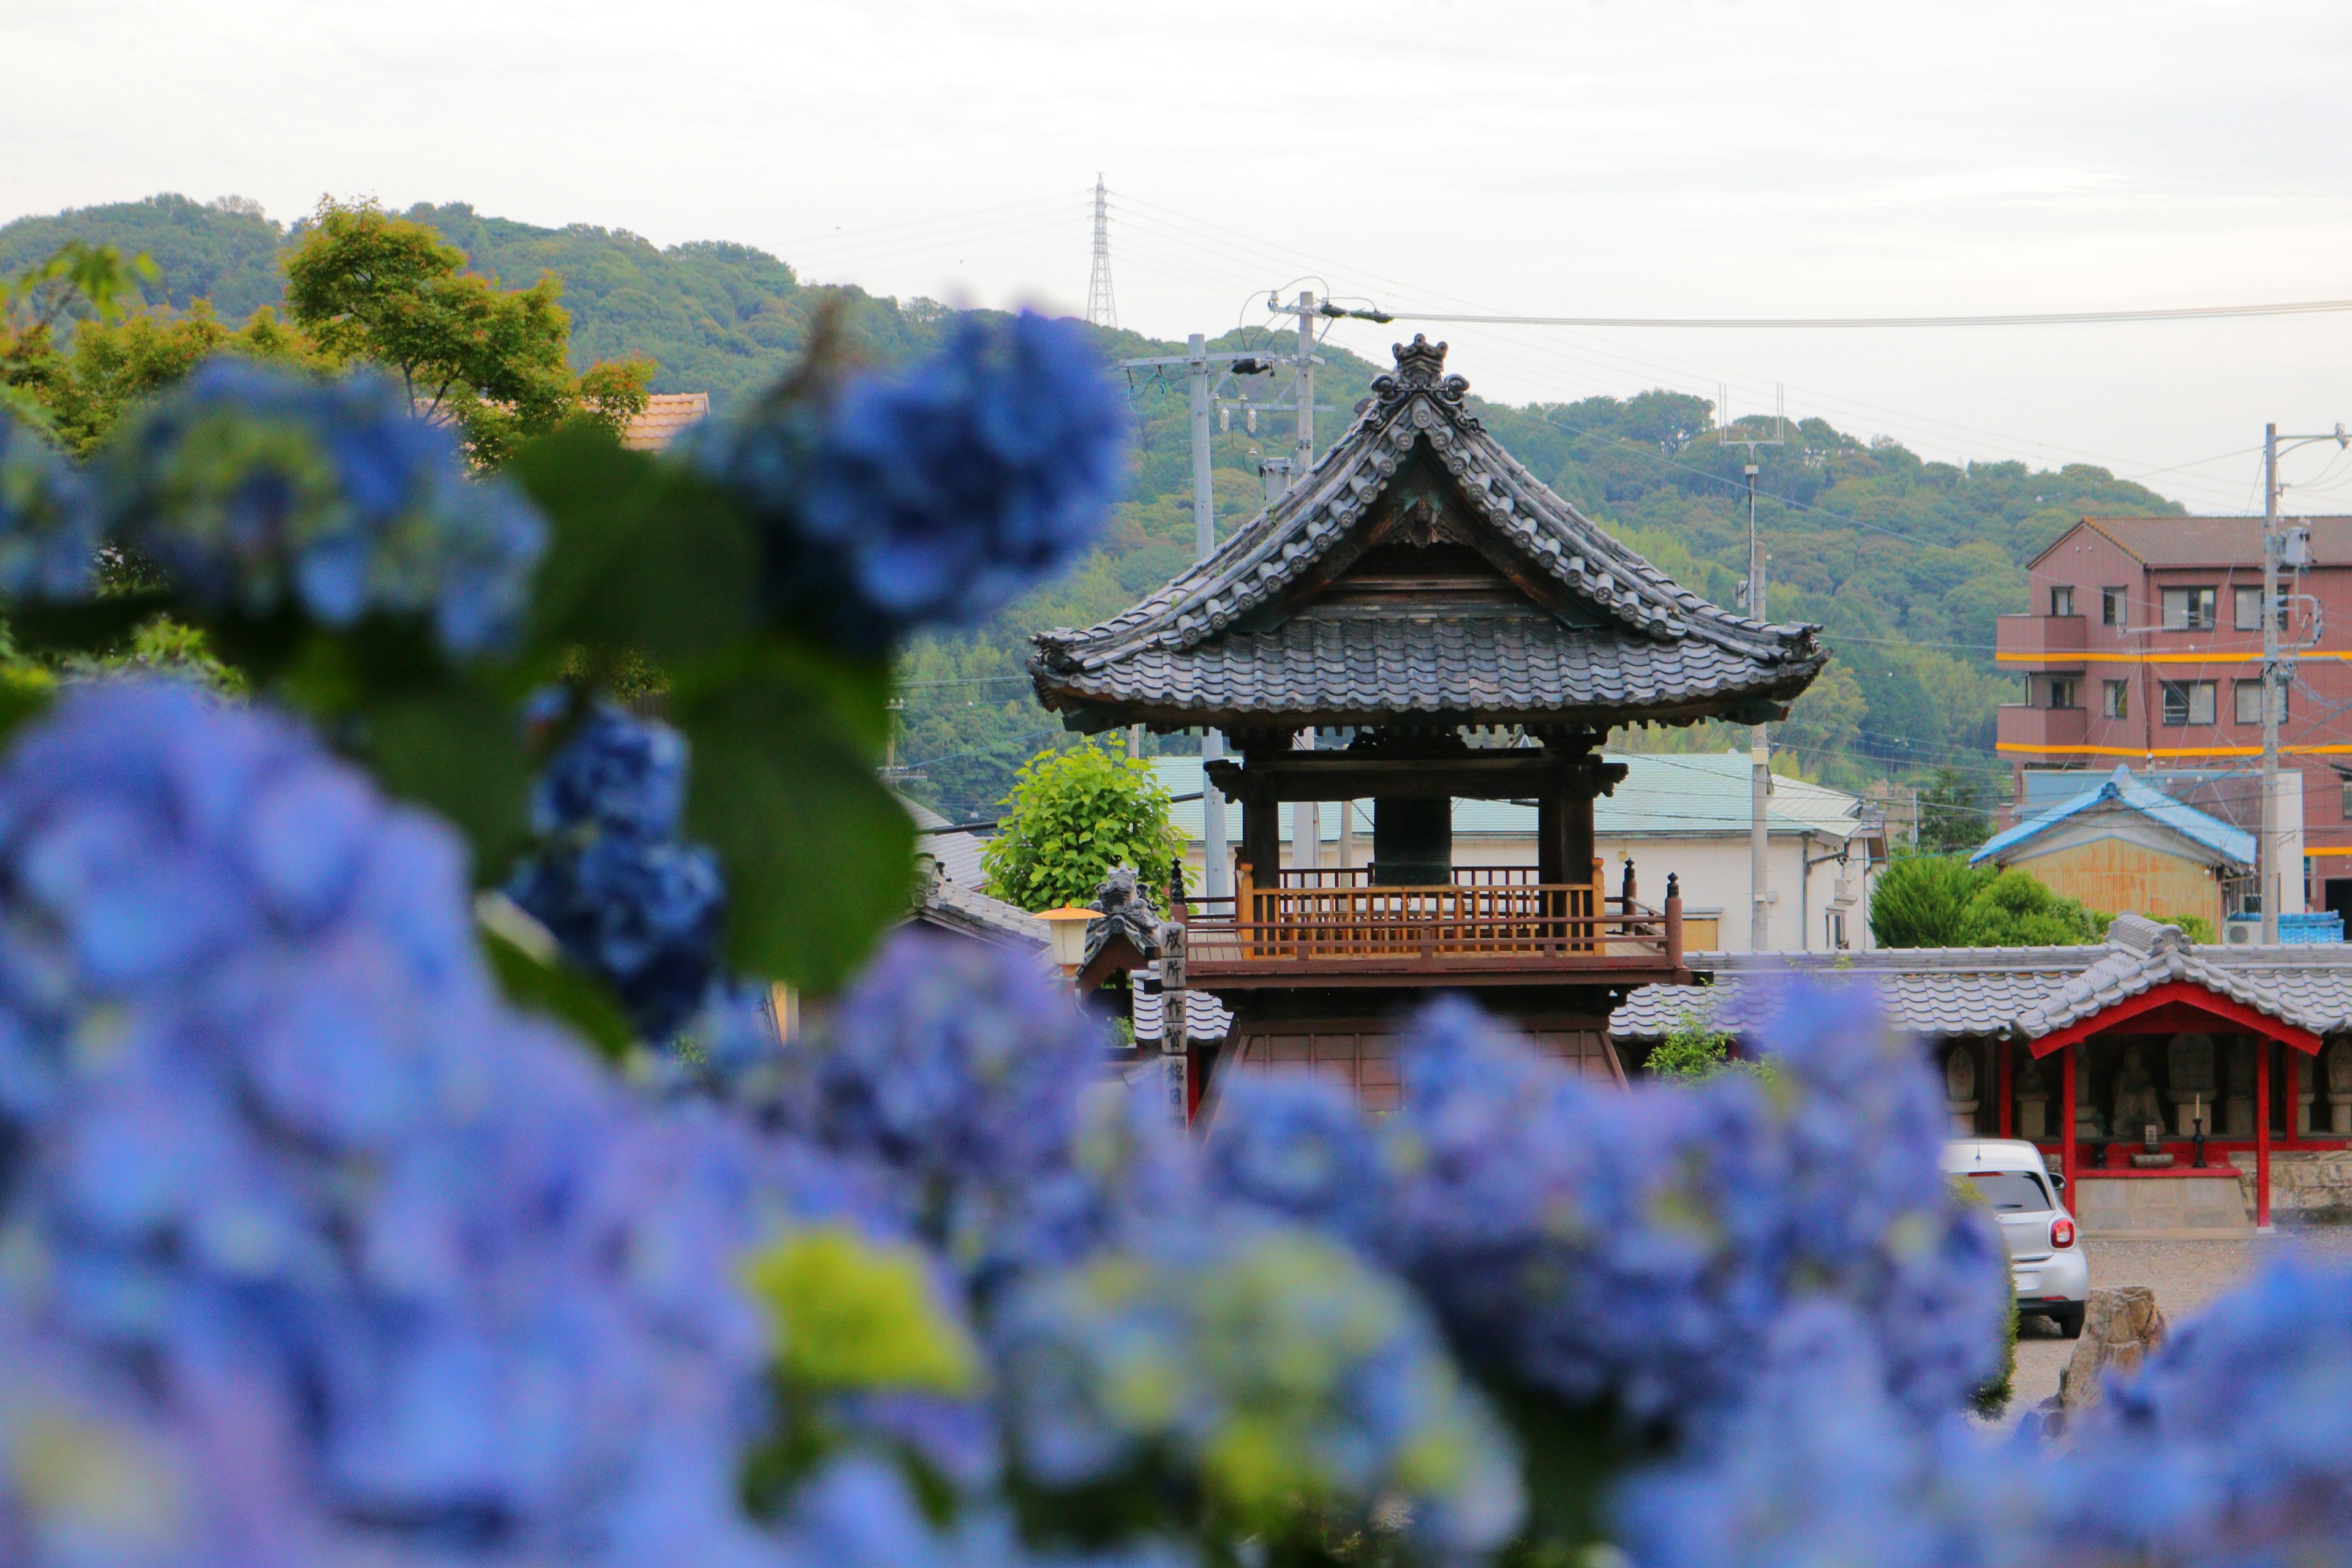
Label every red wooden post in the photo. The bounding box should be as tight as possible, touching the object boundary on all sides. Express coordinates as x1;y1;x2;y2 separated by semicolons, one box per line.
2061;1043;2077;1201
1998;1038;2014;1139
2256;1039;2273;1231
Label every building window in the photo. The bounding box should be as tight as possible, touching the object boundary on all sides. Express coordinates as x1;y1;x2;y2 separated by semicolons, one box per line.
2102;587;2128;627
2046;677;2079;709
2102;680;2129;719
2162;587;2217;630
2050;585;2076;617
2233;586;2286;631
2340;772;2352;819
2234;679;2285;725
1826;910;1849;949
2162;679;2217;726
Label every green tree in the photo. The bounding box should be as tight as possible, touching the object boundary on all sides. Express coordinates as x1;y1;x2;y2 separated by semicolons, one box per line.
1917;764;1993;854
981;740;1189;913
1871;854;2108;948
283;198;650;466
1871;854;1994;947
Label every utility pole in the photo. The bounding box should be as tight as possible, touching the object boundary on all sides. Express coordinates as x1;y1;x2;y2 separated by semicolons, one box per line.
2258;420;2350;941
1085;175;1117;330
1114;336;1297;900
1291;292;1319;871
1727;431;1782;951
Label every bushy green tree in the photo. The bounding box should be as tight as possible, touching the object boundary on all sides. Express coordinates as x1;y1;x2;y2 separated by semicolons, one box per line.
1918;764;1994;854
1872;855;2107;948
284;198;650;466
1646;1012;1735;1080
981;739;1189;913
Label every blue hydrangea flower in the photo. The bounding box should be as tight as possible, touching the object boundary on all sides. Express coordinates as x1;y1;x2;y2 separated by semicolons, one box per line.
992;1219;1523;1561
1199;1071;1395;1252
92;360;547;658
1384;987;2008;1429
530;699;688;841
0;680;858;1566
507;702;724;1041
1610;1300;2024;1568
0;412;97;601
786;929;1112;1285
2045;1254;2352;1564
688;310;1128;649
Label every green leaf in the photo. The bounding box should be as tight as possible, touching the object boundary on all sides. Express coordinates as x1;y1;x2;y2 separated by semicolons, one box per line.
479;924;637;1063
361;687;533;880
511;422;759;665
677;650;908;993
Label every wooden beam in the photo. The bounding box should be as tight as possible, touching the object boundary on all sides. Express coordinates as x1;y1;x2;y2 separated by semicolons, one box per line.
1205;752;1581;802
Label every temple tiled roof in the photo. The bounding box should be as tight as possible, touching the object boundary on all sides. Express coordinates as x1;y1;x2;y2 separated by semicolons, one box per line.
1032;337;1824;732
1611;916;2352;1043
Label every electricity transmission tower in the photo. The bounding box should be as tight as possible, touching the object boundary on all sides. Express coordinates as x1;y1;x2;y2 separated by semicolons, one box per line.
1085;176;1118;330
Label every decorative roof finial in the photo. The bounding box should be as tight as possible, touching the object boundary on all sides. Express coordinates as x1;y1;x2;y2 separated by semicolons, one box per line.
1373;334;1469;407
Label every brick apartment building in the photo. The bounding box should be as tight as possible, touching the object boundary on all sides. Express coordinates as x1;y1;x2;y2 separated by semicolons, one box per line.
1999;515;2352;922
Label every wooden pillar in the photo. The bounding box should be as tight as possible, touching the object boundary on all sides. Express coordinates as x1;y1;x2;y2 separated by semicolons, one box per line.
1999;1038;2014;1139
2257;1039;2274;1230
2061;1043;2078;1202
1564;788;1596;892
1242;793;1282;895
1537;793;1570;884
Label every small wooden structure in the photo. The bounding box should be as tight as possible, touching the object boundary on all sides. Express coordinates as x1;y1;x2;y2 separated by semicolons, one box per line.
1971;765;2253;934
1033;339;1825;1105
1615;914;2352;1232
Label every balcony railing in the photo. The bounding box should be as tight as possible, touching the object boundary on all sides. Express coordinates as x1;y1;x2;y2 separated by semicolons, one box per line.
1996;703;2089;753
1996;613;2087;661
1182;869;1682;981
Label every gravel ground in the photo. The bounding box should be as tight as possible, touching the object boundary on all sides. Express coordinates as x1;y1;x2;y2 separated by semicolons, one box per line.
2003;1226;2352;1418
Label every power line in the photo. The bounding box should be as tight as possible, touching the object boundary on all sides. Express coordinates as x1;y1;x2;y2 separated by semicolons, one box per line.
1384;300;2352;330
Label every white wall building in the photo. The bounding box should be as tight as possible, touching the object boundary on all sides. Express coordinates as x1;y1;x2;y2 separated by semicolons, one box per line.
1150;749;1888;954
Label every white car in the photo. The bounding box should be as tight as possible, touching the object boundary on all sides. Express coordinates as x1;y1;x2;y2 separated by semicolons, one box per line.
1943;1137;2089;1338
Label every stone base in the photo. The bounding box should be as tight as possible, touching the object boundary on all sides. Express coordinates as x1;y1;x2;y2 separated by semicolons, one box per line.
2333;1101;2352;1136
2249;1149;2352;1223
2225;1096;2253;1137
2075;1171;2252;1236
2017;1099;2047;1139
2131;1153;2176;1169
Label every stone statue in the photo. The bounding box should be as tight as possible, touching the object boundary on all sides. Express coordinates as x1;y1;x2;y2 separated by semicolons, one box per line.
2328;1038;2352;1136
1944;1046;1979;1133
2015;1053;2048;1140
2225;1039;2256;1137
2113;1046;2163;1145
2167;1033;2215;1135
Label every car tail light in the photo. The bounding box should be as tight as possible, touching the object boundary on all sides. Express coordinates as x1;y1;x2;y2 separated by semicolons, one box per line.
2051;1217;2077;1249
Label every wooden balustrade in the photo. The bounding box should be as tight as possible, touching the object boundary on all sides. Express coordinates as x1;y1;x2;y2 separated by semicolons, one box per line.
1186;875;1677;970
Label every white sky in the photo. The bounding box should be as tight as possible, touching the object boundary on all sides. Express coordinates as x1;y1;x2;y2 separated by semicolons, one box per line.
6;0;2351;511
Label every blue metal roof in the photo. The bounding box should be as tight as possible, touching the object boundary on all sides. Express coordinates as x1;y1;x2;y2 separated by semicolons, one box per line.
1972;764;2254;869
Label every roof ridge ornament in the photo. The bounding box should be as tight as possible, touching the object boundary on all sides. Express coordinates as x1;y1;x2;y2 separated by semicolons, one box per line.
1372;334;1468;407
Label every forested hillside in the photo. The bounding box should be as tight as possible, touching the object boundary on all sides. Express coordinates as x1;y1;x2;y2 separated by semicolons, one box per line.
2;194;2187;818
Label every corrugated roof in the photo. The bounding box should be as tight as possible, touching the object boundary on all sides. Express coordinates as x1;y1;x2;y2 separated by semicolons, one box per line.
1148;751;1868;844
1972;763;2253;869
2036;515;2352;570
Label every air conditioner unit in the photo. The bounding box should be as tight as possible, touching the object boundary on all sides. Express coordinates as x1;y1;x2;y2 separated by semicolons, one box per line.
2225;919;2256;946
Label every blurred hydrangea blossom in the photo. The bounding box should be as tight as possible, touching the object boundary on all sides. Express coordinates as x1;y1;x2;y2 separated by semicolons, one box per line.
0;412;97;601
1199;1072;1395;1253
0;680;847;1566
993;1222;1524;1561
1384;988;2007;1428
783;929;1114;1286
2046;1254;2352;1564
507;700;724;1040
92;361;546;657
688;310;1127;649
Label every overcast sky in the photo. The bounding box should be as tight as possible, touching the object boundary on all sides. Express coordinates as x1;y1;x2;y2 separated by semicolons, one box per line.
6;0;2350;510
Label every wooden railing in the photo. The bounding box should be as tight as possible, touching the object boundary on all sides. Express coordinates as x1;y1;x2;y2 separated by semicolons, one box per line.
1184;877;1678;968
1272;865;1544;889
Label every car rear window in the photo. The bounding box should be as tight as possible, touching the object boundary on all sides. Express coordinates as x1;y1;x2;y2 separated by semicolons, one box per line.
1967;1170;2052;1212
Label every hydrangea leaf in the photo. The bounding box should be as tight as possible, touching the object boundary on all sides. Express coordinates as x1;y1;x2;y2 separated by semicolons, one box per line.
361;686;534;879
510;421;758;665
676;649;905;991
477;924;637;1063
